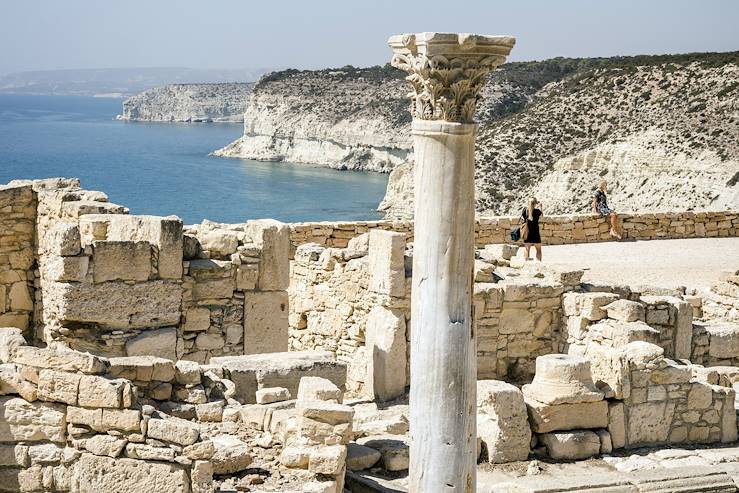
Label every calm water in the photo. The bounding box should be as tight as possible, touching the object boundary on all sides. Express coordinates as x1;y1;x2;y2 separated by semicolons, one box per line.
0;95;388;224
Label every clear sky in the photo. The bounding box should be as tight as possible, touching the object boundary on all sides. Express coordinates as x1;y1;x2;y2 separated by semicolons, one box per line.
1;0;737;74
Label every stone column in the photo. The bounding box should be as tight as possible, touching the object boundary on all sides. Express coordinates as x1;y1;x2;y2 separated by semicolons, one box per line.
388;32;514;492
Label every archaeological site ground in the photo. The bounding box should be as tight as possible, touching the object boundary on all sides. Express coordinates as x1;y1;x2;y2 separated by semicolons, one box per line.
1;31;739;493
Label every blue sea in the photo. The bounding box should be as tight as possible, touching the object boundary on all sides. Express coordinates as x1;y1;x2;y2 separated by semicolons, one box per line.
0;94;388;224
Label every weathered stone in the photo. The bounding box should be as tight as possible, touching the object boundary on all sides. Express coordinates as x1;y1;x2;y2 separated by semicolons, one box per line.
603;299;645;322
183;440;215;460
706;322;739;360
308;444;347;475
200;230;239;258
13;346;106;374
46;222;81;256
146;417;200;446
0;444;29;467
44;255;89;282
92;240;152;283
195;333;225;350
175;360;201;385
0;367;37;401
366;306;407;402
108;356;175;382
183;308;210;332
0;397;66;442
346;443;382;471
244;291;289;354
77;376;128;408
44;280;182;329
280;444;311;469
8;282;33;312
212;351;346;404
525;398;608;434
84;434;127;457
0;327;26;363
125;443;175;461
303;480;338;493
67;406;103;431
37;369;81;405
244;219;290;291
367;230;405;297
102;409;140;432
626;401;676;446
608;402;626;449
211;434;253;474
297;376;342;403
191;460;213;493
356;435;409;472
579;293;620;321
298;400;354;425
196;401;224;422
28;443;62;465
71;453;190;493
477;380;530;463
126;327;181;361
539;430;601;460
256;387;291;404
522;354;603;405
688;383;713;410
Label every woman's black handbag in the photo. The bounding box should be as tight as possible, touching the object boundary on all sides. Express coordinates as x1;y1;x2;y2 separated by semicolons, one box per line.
511;226;521;242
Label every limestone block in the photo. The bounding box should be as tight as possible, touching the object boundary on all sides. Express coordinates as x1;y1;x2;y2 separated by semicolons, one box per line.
590;319;659;348
191;460;213;493
539;430;601;460
522;354;603;405
608;402;626;449
37;369;81;405
566;316;589;341
175;360;201;385
0;327;27;363
476;380;531;463
86;214;184;280
195;333;225;350
212;351;346;404
367;230;405;297
579;293;620;321
356;435;409;472
44;255;89;282
303;480;338;493
200;230;239;258
101;409;140;432
525;398;608;434
346;443;381;471
183;440;215;460
604;299;645;322
236;264;259;291
298;400;354;425
71;453;190;493
687;383;713;410
0;367;37;401
582;343;630;400
8;282;33;312
256;387;291;404
481;244;519;261
46;222;81;256
67;406;103;431
13;346;107;374
0;397;66;443
365;306;407;402
308;445;346;475
211;434;253;474
28;443;62;465
124;443;175;461
147;417;200;446
183;308;210;332
84;435;127;457
626;401;676;447
624;341;664;368
196;401;224;422
243;291;289;355
77;376;128;408
43;280;182;329
649;363;691;384
108;356;175;382
149;382;172;401
706;322;739;360
125;327;181;361
672;300;693;360
297;377;342;403
280;444;311;468
92;240;152;282
0;313;29;331
244;219;290;291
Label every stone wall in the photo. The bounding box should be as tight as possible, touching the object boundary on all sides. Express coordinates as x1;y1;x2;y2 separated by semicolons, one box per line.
288;210;739;251
0;183;37;335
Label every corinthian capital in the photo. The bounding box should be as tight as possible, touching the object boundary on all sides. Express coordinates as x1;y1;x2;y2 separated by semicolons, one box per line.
388;32;515;123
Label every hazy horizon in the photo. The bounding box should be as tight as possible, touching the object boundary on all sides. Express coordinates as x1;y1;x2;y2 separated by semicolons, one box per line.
1;0;737;75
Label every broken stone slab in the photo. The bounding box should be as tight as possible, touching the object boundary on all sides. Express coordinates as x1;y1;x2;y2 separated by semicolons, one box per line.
12;346;107;374
308;444;347;476
199;229;239;258
298;400;354;425
704;321;739;360
84;434;127;458
522;354;603;405
525;398;608;434
0;327;26;364
211;351;347;404
210;434;253;474
603;299;646;323
346;443;382;471
71;453;190;493
0;396;66;443
297;376;342;403
579;293;621;321
244;219;290;291
77;375;131;408
108;356;175;382
367;230;406;298
365;306;407;402
146;417;200;446
628;465;736;493
125;443;176;462
477;380;531;463
356;435;409;472
488;473;636;493
538;430;601;460
256;387;291;404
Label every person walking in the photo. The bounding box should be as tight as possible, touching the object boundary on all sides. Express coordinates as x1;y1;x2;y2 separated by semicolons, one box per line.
522;197;543;261
592;179;622;239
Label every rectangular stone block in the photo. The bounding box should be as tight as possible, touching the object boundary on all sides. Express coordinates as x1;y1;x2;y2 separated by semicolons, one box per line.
366;306;407;402
77;376;127;408
72;454;190;493
92;240;153;283
244;219;290;291
44;255;89;282
368;230;405;297
37;369;81;405
43;280;182;329
67;406;103;431
525;398;608;433
608;402;626;449
0;396;66;443
244;291;289;355
13;346;106;374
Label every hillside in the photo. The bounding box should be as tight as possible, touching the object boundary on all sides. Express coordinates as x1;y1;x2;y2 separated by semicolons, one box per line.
214;53;739;217
117;83;253;122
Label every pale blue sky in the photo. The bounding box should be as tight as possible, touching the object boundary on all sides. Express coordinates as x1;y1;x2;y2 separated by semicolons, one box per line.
1;0;737;74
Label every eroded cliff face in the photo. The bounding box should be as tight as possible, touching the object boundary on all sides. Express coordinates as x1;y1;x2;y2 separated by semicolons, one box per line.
118;83;253;122
382;54;739;218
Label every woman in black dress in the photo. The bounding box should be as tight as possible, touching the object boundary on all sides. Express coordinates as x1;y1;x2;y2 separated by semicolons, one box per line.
522;197;543;261
592;180;622;239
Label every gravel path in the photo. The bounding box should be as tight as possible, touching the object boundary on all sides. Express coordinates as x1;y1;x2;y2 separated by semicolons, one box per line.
535;237;739;290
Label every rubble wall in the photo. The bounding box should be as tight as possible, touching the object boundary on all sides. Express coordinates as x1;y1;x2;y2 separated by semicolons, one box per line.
289;210;739;251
